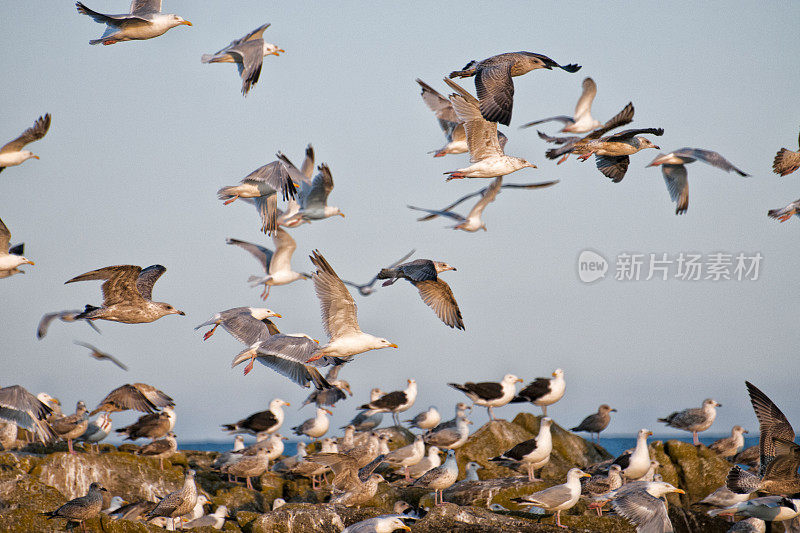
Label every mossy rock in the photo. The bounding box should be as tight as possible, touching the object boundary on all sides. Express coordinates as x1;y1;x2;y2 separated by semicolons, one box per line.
512;414;612;466
454;420;535;480
410;503;566;532
661;440;731;504
211;484;268;513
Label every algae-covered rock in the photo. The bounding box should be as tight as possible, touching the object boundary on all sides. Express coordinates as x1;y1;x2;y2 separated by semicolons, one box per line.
454;420;535;480
661;440;731;503
512;413;612;469
410;503;564;532
442;477;548;509
248;503;382;533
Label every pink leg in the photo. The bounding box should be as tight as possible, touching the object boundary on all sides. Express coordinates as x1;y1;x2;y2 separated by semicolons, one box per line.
68;439;75;454
223;196;239;205
556;510;567;528
261;285;271;300
203;324;219;341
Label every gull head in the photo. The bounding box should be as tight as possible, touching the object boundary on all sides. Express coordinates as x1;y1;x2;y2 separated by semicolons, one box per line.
324;206;345;218
636;137;660;151
432;261;457;274
169;15;192;27
157;302;185;317
704;398;721;408
503;374;523;384
373;337;398;350
271;398;290;409
250;308;282;320
264;43;285;56
21;150;39;162
552;368;564;379
11;255;35;267
511;156;537;170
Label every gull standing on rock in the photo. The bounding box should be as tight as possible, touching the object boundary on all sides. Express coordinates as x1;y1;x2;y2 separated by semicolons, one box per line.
0;113;50;174
658;399;720;445
449;374;522;420
571;404;616;442
407;446;441;478
430;402;472;432
441;78;537;180
182;505;228;530
710;425;748;458
45;482;107;533
510;468;590;529
385;435;426;480
202;23;283;96
512;369;565;416
359;380;418;426
412;449;459;505
342;515;411;533
222;448;271;489
116;406;175;441
301;366;352;408
490;417;553;481
0;217;34;279
75;1;191;45
76;412;112;452
521;77;602;133
773;129;800;176
405;406;441;431
136;431;177;470
52;401;89;454
346;388;385;431
330;473;386;507
222;399;289;436
145;469;198;529
583;465;623;516
292;407;332;439
65;265;184;324
613;429;653;481
424;416;472;450
37;310;100;339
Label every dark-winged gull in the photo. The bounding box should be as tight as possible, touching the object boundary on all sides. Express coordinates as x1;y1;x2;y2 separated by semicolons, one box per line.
417;78;468;157
217;158;298;235
76;412;112;452
0;216;34;278
307;449;369;491
73;341;127;370
359;380;418;426
511;369;565;416
222;398;289;436
342;515;411;533
144;469;198;529
412;449;458;505
611;481;685;533
510;468;590;528
341;249;415;296
75;1;191;45
345;388;385;431
0;113;50;173
115;405;175;441
136;431;177;470
405;406;441;431
768;199;800;223
52;401;89;454
449;374;522;420
521;77;603;133
377;258;464;330
409;176;502;232
45;482;106;533
0;385;55;443
201;23;283;96
773;129;800;176
658;398;720;445
441;78;536;180
91;382;173;415
227;229;311;300
65;264;184;323
647;148;749;215
448;52;581;126
571;404;616;442
613;429;653;481
292;406;332;439
301;365;352;408
490;417;553;481
385;435;425;480
708;495;800;523
710;425;748;458
423;416;471;450
37;310;101;339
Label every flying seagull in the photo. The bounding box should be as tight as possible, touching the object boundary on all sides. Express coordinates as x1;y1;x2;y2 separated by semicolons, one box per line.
276;154;345;223
0;114;50;173
449;51;581;126
0;216;34;279
341;249;415;296
521;77;602;133
647;148;749;215
65;264;184;324
74;341;128;370
0;384;56;443
75;1;191;45
91;382;173;414
36;310;101;339
195;307;281;342
409;176;502;232
773;128;800;176
767;199;800;223
201;23;283;96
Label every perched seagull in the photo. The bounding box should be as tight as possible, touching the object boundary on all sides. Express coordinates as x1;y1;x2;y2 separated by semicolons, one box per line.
359;380;418;426
611;481;685;533
409;176;502;232
423;416;472;450
217;158;298;235
407;446;442;478
73;341;128;370
0;217;34;279
708;495;800;523
65;264;184;324
341;249;415;296
45;482;107;533
76;412;113;452
511;369;566;416
773;129;800;176
0;114;50;173
767;199;800;223
412;449;459;505
91;382;173;415
490;417;554;481
385;435;426;480
222;399;289;436
448;52;581;126
583;465;623;516
0;385;55;443
710;425;748;458
182;505;228;530
647;148;749;214
613;429;653;481
136;431;177;470
441;78;537;180
463;461;483;482
449;374;522;420
36;310;101;339
222;447;271;489
342;515;411;533
377;258;464;330
405;406;441;431
301;366;353;408
510;468;590;529
144;469;198;530
430;402;472;433
201;23;283;96
227;230;310;300
698;484;749;510
115;406;175;441
571;404;616;442
658;398;720;445
345;388;385;431
292;407;332;439
195;307;281;342
75;1;191;45
52;401;89;454
521;77;602;133
330;473;386;507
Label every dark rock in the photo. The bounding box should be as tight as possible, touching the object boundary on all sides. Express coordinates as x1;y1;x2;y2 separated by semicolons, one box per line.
248;503;383;533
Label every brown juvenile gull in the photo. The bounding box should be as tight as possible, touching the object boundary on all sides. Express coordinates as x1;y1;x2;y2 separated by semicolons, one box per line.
510;468;590;528
521;77;603;133
45;482;106;532
490;417;553;481
91;382;173;415
0;113;50;173
202;23;283;96
449;52;581;126
647;148;749;215
331;473;386;507
0;385;55;443
136;431;177;470
222;447;270;489
377;258;463;330
301;365;352;408
75;1;191;45
412;449;459;505
342;249;415;297
611;481;685;533
773;129;800;176
449;374;522;420
405;406;441;431
710;425;748;458
441;78;536;180
571;404;617;443
37;310;101;339
359;379;418;426
217;157;298;235
768;199;800;223
73;341;128;370
145;469;198;529
511;368;566;416
52;401;89;454
227;230;311;300
658;398;720;445
222;398;289;436
116;405;175;441
342;515;411;533
0;216;34;278
583;465;623;516
423;416;472;450
65;264;184;323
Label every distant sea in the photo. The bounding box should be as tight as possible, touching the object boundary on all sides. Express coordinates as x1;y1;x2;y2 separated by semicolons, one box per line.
180;434;761;459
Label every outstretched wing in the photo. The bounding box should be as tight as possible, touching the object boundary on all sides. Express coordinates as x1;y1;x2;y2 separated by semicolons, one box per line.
0;114;51;154
414;279;464;330
66;265;144;307
310;251;360;339
136;265;167;301
661;164;689;215
227;238;272;273
474;63;514;126
672;148;749;176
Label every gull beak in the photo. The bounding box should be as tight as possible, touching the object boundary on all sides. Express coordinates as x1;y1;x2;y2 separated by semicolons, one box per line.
32;155;40;160
653;145;661;150
389;343;398;348
674;489;686;494
312;339;320;344
552;372;558;377
284;402;291;406
743;429;749;434
323;408;333;415
272;313;283;318
516;378;524;383
181;20;192;26
611;408;618;412
25;260;35;265
647;431;654;436
176;310;186;316
581;473;591;478
338;213;346;218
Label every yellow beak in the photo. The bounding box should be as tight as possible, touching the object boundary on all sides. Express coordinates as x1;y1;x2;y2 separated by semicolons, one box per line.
674;488;686;494
25;260;35;265
181;20;192;26
338;213;346;218
272;313;283;318
389;343;398;348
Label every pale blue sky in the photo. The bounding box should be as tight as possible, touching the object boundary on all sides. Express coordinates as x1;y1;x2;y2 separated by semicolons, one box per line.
1;2;798;441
